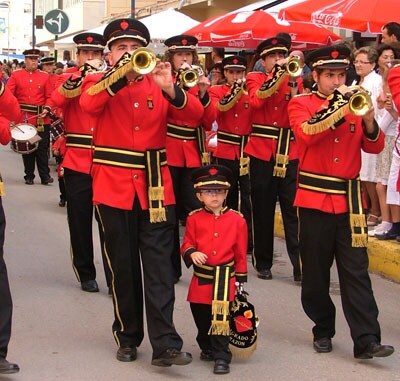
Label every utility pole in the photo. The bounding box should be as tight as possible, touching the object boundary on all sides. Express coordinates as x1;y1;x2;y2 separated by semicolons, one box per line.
131;0;135;18
32;0;35;48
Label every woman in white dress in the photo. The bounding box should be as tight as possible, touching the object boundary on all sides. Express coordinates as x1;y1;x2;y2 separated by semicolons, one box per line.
354;47;384;226
370;45;399;237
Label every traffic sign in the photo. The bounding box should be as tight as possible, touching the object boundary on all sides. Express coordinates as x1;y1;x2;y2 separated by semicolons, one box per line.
44;9;69;35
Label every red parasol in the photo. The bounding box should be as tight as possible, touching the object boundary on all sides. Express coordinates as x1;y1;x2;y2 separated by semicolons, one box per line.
278;0;400;34
184;10;342;50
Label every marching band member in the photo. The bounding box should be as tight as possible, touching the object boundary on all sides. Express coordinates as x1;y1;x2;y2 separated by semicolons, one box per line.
245;36;302;281
0;80;20;374
181;164;247;375
50;32;111;293
207;55;253;254
79;18;193;366
163;34;208;283
288;45;394;359
7;49;54;185
40;57;58;90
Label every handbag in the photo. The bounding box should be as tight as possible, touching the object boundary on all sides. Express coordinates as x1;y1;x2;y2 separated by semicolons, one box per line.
229;283;259;358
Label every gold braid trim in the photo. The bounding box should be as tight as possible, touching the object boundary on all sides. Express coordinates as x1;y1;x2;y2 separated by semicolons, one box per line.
301;92;350;135
59;63;97;98
209;300;230;335
217;82;245;112
0;81;4;97
88;52;132;96
256;65;287;99
240;157;250;176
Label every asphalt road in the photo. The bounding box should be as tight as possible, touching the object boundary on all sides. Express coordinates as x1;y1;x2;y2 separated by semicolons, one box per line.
0;145;399;381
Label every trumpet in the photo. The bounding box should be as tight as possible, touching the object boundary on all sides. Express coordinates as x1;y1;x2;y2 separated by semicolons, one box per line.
286;56;303;78
130;47;157;75
179;65;204;88
346;86;373;116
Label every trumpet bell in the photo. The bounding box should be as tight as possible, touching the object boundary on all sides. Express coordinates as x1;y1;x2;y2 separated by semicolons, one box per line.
180;65;204;88
131;47;157;75
287;56;303;78
347;86;373;116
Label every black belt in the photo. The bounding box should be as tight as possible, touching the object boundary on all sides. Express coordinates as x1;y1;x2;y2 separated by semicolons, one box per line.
251;124;294;178
167;123;209;165
93;146;167;169
66;134;92;149
20;104;43;114
217;131;250;176
167;123;197;140
251;124;294;140
193;260;235;285
298;170;367;247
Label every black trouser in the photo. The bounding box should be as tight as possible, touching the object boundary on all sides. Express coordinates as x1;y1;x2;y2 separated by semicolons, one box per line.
64;168;111;286
169;166;202;280
216;157;253;251
190;303;232;362
250;156;300;273
0;198;12;360
55;156;66;201
22;124;51;181
298;207;381;356
96;201;183;358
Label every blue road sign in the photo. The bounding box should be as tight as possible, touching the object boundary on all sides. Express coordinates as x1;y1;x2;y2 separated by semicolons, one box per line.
44;9;69;35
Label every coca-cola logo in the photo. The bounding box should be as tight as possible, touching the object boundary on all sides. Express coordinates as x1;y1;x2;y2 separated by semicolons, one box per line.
311;11;343;27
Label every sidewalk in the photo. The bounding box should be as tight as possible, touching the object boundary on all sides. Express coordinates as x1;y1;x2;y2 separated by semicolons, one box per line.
274;213;400;283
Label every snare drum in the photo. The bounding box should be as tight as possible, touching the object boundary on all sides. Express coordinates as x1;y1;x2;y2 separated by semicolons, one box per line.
10;123;42;154
50;116;65;140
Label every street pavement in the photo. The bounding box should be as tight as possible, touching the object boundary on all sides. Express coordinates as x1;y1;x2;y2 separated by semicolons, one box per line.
0;145;399;381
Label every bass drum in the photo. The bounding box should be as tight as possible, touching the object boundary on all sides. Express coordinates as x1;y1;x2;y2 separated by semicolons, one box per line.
10;123;42;154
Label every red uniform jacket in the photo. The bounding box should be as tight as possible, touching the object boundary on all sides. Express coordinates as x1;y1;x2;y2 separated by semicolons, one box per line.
181;208;247;305
0;82;20;144
244;69;301;161
208;84;252;160
166;77;206;167
6;69;52;126
288;91;385;214
80;73;197;210
51;67;94;174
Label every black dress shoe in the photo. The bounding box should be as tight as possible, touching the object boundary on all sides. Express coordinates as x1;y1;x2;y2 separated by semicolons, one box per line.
25;179;34;185
355;342;395;359
116;346;137;362
257;269;272;280
313;337;332;353
213;359;230;375
0;358;20;374
151;348;192;367
81;280;99;292
200;349;213;361
41;177;54;185
59;199;66;207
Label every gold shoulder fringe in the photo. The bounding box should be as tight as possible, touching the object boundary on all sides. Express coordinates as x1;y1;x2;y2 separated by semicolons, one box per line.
87;52;132;96
301;104;350;135
58;85;82;98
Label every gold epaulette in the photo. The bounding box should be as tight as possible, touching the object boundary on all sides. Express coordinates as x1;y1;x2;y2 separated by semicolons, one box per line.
189;208;203;216
230;209;244;218
256;64;287;99
292;93;312;98
393;63;400;69
58;63;96;98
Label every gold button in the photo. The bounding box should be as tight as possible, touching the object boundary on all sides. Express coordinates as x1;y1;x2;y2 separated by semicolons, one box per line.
134;102;139;108
183;139;187;142
212;250;217;255
234;114;238;118
235;126;239;130
133;174;138;179
334;138;339;143
273;122;277;126
214;232;219;237
134;126;139;131
334;158;339;163
274;107;278;110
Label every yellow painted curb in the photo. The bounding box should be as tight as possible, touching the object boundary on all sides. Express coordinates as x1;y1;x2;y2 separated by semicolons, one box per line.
274;213;400;284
